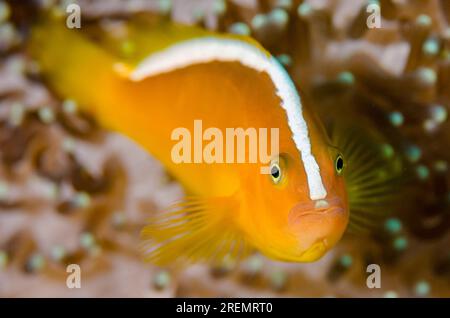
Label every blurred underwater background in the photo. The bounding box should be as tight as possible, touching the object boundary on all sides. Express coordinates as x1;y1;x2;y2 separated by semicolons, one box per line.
0;0;449;297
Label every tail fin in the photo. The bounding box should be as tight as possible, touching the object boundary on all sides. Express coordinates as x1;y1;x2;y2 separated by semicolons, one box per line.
28;11;123;127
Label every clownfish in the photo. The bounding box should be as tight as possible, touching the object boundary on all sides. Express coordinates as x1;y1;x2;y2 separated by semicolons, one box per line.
29;13;400;265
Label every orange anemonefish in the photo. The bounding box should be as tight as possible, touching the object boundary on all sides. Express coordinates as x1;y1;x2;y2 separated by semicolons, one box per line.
28;12;398;265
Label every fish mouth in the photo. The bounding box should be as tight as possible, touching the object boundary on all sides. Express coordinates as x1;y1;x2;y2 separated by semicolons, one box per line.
286;196;347;259
287;196;346;226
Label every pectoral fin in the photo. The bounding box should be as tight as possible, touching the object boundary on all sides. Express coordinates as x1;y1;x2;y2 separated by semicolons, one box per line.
141;196;251;265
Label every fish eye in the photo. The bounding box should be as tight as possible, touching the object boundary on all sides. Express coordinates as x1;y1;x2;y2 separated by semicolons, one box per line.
270;161;282;184
335;154;345;175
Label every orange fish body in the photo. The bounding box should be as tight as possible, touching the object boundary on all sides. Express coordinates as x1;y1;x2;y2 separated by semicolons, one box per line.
30;14;349;264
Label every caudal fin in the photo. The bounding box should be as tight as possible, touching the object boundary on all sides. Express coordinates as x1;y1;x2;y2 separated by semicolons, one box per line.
28;11;123;127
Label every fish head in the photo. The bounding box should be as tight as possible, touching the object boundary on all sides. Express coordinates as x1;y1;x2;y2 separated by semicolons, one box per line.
254;142;349;262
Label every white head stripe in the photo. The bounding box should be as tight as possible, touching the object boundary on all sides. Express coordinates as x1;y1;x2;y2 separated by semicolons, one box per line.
131;37;328;200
